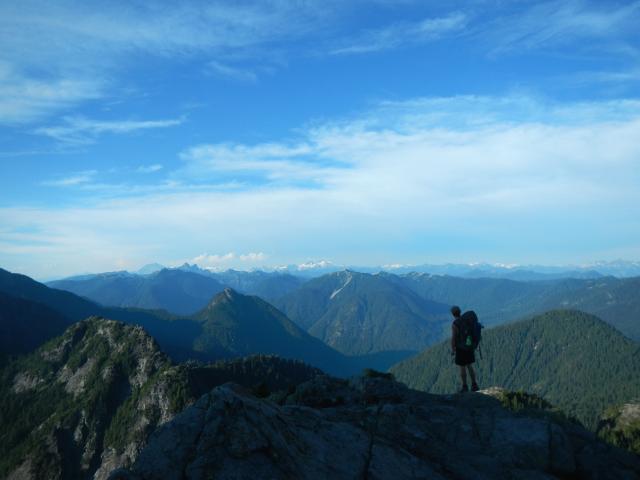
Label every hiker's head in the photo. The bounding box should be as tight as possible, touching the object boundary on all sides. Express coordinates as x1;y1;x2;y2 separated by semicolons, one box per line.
450;305;461;318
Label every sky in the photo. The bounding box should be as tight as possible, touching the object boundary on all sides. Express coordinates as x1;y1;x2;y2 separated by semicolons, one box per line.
1;0;639;279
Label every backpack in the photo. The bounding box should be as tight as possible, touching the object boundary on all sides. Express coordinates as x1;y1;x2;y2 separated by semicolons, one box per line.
455;310;482;351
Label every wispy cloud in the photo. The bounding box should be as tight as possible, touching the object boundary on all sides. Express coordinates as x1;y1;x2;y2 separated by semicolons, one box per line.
0;1;342;122
483;0;640;55
178;142;346;185
207;61;258;83
137;164;164;174
330;13;467;55
41;170;98;187
0;62;103;125
570;69;640;86
34;116;185;144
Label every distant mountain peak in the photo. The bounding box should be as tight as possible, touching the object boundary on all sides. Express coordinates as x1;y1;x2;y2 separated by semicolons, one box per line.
205;287;240;308
135;263;165;275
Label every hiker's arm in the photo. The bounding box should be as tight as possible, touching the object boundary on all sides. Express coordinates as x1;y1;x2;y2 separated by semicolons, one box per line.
451;324;456;353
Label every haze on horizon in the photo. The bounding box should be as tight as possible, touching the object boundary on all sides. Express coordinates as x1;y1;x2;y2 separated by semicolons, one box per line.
1;0;639;280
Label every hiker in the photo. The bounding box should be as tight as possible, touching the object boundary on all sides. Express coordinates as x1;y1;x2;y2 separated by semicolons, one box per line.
450;305;479;393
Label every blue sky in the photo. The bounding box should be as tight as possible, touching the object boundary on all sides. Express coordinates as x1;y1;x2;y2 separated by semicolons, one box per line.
1;0;639;279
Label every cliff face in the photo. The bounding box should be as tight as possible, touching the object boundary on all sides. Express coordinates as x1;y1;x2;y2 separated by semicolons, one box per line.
111;374;640;480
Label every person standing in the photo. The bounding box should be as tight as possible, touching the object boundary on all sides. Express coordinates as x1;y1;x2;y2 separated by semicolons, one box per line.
450;305;479;393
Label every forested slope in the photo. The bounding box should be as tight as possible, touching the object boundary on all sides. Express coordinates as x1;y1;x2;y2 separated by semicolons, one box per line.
390;310;640;429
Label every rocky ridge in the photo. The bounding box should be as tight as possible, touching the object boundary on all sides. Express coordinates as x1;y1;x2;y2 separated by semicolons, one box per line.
110;373;640;480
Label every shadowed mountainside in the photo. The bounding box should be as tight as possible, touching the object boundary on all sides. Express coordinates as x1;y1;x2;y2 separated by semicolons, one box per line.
48;269;227;315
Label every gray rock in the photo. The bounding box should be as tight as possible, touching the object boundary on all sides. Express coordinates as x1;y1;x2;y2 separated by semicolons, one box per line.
111;376;640;480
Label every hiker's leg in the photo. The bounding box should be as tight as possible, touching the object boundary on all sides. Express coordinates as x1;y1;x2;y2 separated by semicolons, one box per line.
459;365;467;386
467;365;477;385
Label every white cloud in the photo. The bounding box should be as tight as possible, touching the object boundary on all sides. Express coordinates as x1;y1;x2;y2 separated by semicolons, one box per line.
34;116;184;144
192;252;235;267
2;95;640;278
239;252;266;262
330;12;467;55
190;252;267;270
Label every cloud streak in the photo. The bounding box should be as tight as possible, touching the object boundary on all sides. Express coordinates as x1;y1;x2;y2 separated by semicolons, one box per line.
41;170;98;187
34;116;185;144
330;12;467;55
0;63;103;125
482;0;640;56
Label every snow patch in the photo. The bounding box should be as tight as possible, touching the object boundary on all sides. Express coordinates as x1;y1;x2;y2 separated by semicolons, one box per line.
330;273;352;300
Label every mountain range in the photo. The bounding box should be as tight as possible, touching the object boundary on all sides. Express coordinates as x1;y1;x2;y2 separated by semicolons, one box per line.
390;310;640;429
0;268;352;375
48;269;226;315
43;265;640;364
269;259;640;279
2;268;414;375
395;273;640;340
48;265;304;310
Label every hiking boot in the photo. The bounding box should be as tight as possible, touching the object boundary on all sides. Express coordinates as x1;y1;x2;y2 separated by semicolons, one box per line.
471;383;479;392
459;385;469;393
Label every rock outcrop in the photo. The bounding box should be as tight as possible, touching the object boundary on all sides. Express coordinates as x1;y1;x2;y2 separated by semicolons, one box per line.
110;374;640;480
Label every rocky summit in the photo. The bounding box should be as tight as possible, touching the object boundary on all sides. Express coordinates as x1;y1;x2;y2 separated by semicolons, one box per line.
110;373;640;480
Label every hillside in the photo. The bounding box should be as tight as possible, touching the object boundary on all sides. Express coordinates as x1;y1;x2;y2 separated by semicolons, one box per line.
390;310;640;429
276;270;451;355
0;318;322;479
0;267;102;320
0;291;72;357
397;273;640;340
190;288;353;376
48;269;226;315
